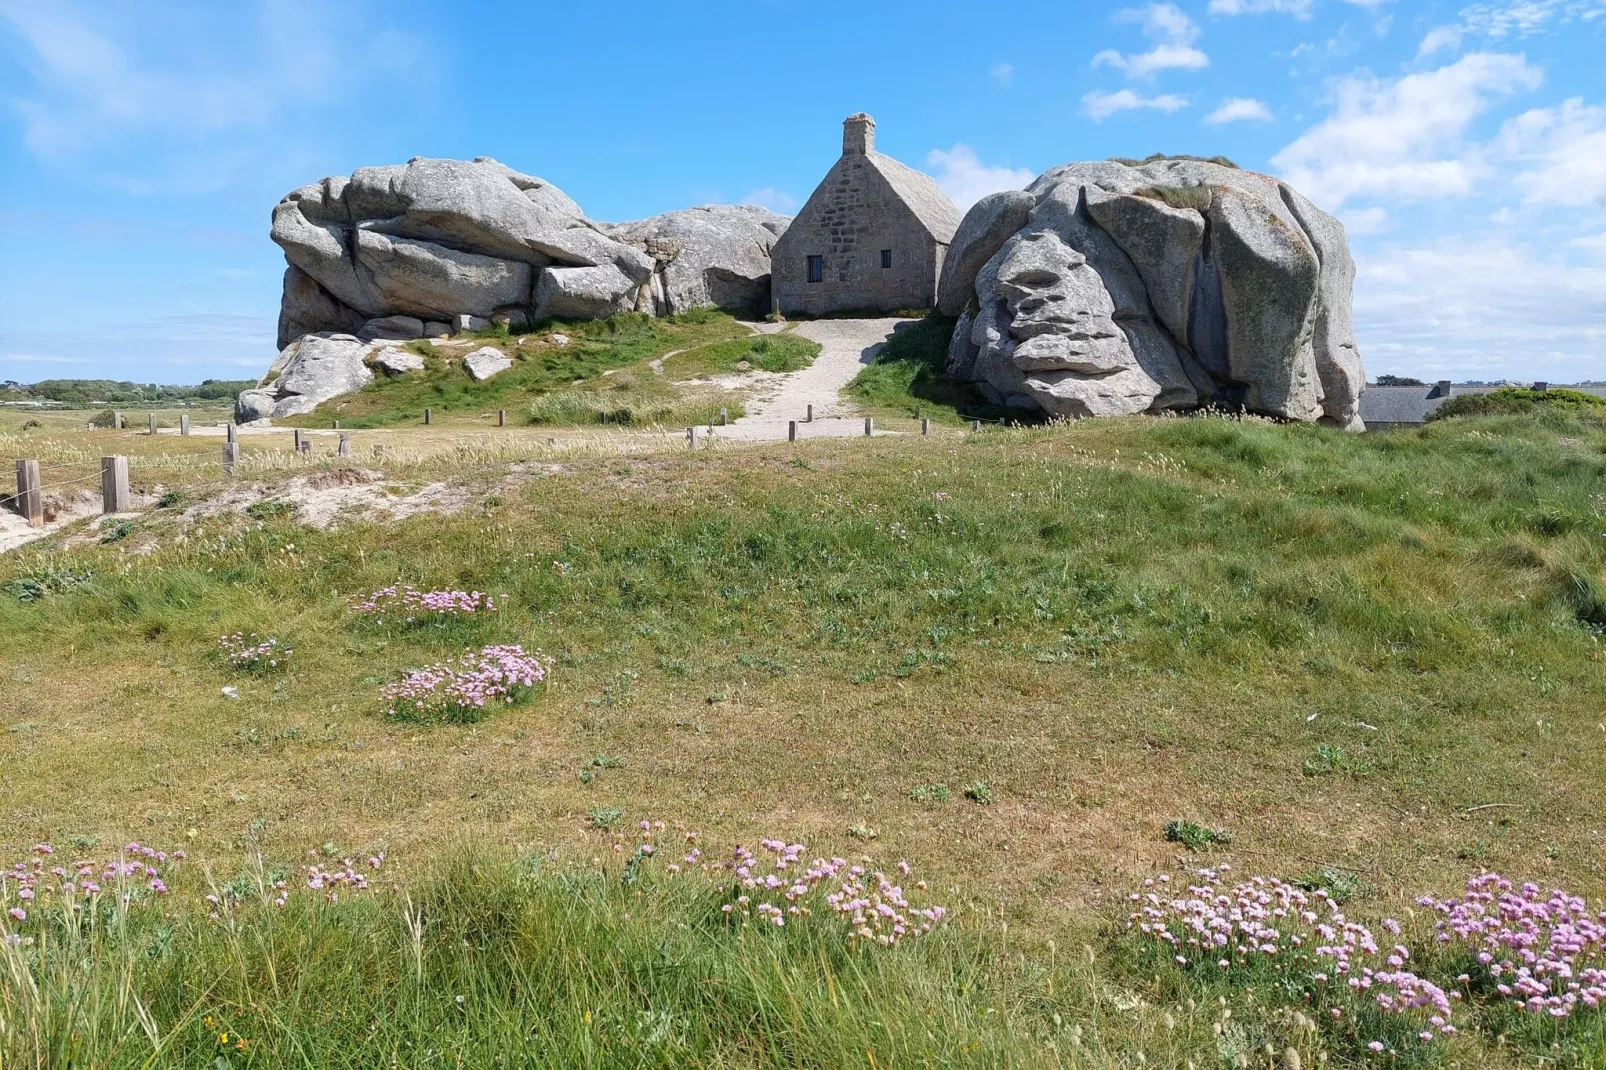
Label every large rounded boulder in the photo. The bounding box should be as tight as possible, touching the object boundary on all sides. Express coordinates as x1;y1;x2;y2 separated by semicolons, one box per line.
939;158;1364;428
604;205;789;317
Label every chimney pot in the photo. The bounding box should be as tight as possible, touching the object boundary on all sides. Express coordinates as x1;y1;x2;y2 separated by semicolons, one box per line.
843;112;876;156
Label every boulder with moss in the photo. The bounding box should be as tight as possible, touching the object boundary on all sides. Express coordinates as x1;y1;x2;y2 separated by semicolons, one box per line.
939;158;1365;428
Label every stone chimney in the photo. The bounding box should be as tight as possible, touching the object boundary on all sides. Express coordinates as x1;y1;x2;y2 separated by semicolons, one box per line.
1533;381;1549;392
1434;380;1452;397
843;113;876;156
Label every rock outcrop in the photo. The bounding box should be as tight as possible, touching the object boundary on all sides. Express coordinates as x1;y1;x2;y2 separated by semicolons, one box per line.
462;347;513;381
604;205;789;317
938;158;1364;428
270;158;792;351
236;334;375;423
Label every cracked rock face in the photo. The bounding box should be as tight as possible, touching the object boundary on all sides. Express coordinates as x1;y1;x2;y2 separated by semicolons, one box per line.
603;204;789;317
261;160;796;419
938;158;1365;428
236;333;374;423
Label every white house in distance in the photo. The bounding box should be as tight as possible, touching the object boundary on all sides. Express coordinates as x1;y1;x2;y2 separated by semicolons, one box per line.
769;114;960;316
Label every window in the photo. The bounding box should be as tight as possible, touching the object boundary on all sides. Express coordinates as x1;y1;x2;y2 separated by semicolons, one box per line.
807;255;823;283
881;249;893;269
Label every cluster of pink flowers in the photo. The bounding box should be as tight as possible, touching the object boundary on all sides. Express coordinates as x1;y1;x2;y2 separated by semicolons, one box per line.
1420;873;1606;1018
2;842;181;932
217;632;291;672
1130;866;1456;1044
306;852;385;904
380;645;546;722
353;586;500;624
718;839;946;946
616;823;947;947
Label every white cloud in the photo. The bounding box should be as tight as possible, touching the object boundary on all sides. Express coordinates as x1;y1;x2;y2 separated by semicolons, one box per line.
1355;236;1606;380
1339;205;1389;233
1094;4;1209;77
1496;98;1606;207
0;0;421;190
1081;89;1190;121
1094;43;1210;77
742;188;799;214
1572;232;1606;257
1458;0;1606;39
1207;0;1314;19
1205;97;1274;123
991;62;1014;85
1417;25;1464;57
1271;52;1543;208
925;145;1035;211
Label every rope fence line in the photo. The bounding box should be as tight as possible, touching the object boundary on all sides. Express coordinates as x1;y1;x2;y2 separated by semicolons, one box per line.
9;411;1011;533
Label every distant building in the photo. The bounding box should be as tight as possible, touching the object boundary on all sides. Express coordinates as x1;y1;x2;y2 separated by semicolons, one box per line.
770;114;961;316
1359;381;1606;428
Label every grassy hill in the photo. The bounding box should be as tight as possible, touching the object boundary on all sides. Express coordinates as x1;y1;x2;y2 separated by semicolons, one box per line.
290;311;821;430
1;409;1604;1065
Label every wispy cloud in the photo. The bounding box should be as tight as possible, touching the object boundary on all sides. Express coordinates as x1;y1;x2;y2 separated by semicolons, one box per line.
1356;234;1606;380
1271;52;1543;208
1417;25;1464;57
1082;89;1190;121
1207;0;1314;19
925;145;1035;210
990;62;1014;85
0;0;423;192
741;188;799;214
1093;4;1209;77
1204;97;1274;123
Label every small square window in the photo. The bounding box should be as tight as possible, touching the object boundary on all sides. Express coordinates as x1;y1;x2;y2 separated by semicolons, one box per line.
881;249;893;269
807;255;823;284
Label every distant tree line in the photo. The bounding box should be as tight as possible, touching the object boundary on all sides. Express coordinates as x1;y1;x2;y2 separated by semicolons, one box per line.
0;378;256;408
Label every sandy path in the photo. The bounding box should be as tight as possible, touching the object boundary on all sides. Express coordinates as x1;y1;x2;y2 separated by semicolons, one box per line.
715;318;911;442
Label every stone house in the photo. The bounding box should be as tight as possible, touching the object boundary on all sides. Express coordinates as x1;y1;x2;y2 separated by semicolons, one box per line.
770;114;961;316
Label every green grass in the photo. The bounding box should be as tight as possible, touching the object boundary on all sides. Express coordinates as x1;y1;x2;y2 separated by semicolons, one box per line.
845;313;1014;424
3;411;1606;1065
657;332;821;378
292;311;751;429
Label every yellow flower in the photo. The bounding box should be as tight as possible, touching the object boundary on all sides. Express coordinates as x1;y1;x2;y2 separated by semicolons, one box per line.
219;1032;228;1044
583;1010;592;1024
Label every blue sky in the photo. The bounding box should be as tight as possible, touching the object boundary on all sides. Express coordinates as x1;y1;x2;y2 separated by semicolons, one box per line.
0;0;1602;385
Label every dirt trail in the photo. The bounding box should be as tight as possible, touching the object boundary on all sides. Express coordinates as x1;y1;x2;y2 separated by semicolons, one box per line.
716;318;911;442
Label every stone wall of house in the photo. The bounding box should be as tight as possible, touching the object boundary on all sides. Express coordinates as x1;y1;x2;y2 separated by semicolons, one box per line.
771;155;945;316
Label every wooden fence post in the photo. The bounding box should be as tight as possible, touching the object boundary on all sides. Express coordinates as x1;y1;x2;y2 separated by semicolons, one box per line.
15;460;43;527
719;407;728;426
101;456;130;514
864;417;874;437
921;417;930;436
147;413;158;436
114;412;125;430
686;426;700;448
222;442;239;475
806;404;814;423
292;429;304;453
424;408;432;425
338;434;351;459
788;420;797;443
498;409;507;427
227;422;237;444
972;419;981;432
179;414;190;437
332;419;340;430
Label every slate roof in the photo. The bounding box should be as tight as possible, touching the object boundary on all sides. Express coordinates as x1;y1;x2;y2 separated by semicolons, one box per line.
868;153;962;245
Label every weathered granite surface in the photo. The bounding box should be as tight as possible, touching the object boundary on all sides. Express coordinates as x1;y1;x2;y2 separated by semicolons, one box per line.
938;158;1364;428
